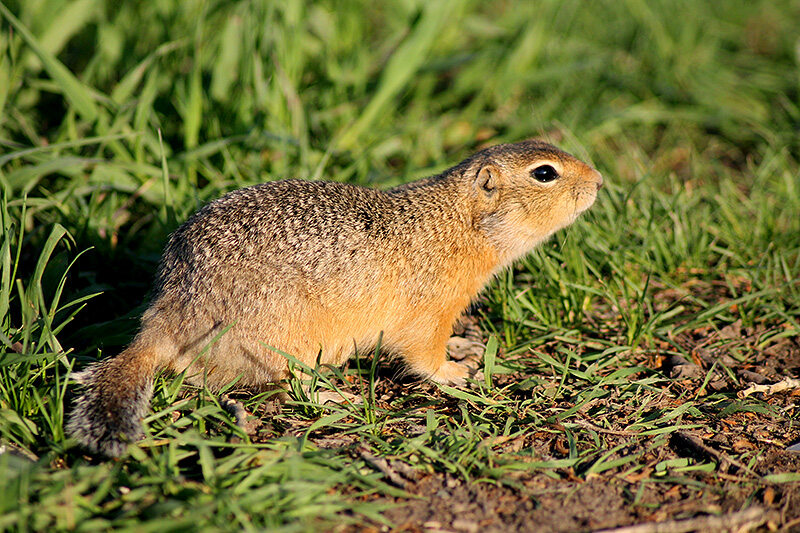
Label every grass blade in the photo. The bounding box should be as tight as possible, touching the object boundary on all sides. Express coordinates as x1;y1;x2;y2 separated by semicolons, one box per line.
0;3;99;122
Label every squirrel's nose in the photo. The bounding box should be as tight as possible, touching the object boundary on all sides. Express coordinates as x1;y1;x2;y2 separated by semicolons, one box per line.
594;169;604;190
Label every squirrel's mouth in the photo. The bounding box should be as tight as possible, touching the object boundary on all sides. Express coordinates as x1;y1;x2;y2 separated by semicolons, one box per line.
572;187;599;217
571;169;603;218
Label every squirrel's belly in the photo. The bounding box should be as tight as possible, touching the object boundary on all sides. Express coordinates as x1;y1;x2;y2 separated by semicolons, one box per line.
172;304;390;385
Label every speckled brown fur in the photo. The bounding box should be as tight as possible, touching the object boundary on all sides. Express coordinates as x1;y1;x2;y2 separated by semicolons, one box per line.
68;139;603;456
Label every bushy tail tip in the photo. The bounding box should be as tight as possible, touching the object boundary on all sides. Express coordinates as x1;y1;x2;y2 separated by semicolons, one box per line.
67;346;157;457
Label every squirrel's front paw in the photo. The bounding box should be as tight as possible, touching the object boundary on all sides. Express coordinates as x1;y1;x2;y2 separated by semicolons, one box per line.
428;360;481;387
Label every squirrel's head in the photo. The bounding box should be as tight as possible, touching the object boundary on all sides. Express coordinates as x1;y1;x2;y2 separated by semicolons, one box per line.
467;139;603;262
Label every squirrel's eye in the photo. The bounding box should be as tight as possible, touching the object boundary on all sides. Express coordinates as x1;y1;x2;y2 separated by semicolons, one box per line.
531;165;559;183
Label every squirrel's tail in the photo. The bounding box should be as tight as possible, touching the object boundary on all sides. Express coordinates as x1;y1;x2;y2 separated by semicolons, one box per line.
67;343;160;457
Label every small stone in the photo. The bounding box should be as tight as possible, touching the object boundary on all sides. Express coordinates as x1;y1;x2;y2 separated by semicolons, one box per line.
663;354;701;379
452;519;479;533
738;369;769;384
719;319;742;339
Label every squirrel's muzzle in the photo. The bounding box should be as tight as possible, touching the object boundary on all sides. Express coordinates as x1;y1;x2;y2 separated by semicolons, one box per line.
593;169;604;190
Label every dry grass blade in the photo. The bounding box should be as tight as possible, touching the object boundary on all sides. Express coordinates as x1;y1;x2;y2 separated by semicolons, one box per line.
595;506;768;533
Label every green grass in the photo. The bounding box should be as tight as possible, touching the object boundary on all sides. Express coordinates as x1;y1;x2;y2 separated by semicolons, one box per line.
1;0;800;530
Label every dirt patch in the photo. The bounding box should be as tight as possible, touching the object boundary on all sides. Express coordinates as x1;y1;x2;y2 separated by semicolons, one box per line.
377;474;633;533
350;467;796;532
346;458;800;532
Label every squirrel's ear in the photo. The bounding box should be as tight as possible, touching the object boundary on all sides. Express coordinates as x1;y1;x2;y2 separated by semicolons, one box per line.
475;164;500;196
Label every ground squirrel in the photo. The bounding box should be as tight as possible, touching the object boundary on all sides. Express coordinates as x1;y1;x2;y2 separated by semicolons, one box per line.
68;139;603;456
